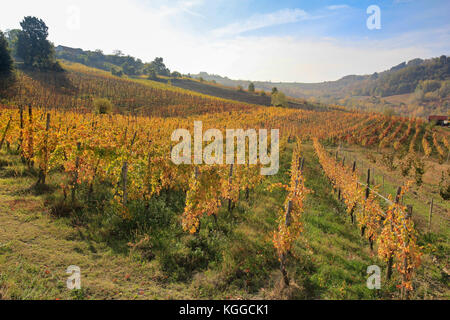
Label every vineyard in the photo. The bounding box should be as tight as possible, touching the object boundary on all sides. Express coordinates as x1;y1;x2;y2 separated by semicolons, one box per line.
0;64;449;300
313;139;421;298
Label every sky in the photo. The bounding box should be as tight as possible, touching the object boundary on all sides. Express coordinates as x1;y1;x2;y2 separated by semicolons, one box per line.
1;0;449;82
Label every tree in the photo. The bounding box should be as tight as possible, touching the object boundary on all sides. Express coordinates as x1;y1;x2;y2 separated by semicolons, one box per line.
418;79;441;93
0;30;15;96
147;68;158;80
0;31;14;79
5;29;21;58
271;91;289;108
171;71;181;78
147;57;170;76
16;17;61;71
438;80;450;98
248;82;255;92
121;61;137;75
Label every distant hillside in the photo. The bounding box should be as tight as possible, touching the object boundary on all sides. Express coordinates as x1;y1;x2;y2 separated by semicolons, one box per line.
193;56;449;98
167;78;326;111
54;46;334;112
192;56;450;117
54;45;449;117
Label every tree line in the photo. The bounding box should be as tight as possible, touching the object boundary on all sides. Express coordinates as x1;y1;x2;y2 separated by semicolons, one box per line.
0;15;183;96
55;46;179;79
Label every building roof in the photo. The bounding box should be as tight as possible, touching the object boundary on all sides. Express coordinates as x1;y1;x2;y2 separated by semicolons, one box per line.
428;115;448;121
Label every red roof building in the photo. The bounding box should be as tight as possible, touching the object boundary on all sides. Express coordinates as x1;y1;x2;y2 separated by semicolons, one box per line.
428;115;448;121
428;115;449;126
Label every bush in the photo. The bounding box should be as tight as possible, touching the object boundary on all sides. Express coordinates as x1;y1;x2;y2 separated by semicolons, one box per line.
111;67;123;77
413;157;425;186
439;170;450;200
381;152;397;171
271;92;289;108
93;98;113;114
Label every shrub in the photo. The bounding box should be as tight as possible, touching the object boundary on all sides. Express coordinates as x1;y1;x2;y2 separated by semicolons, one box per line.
93;98;113;114
413;157;425;186
111;67;123;77
271;92;289;108
439;170;450;200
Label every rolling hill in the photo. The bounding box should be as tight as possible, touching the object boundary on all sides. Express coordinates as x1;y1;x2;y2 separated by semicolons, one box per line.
192;56;450;117
53;45;449;116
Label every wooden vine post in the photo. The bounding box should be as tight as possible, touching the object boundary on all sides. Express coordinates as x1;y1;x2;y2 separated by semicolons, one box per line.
27;105;34;168
280;200;293;286
120;130;137;206
349;161;357;225
227;164;234;213
401;205;413;300
122;161;128;205
18;106;24;160
194;166;201;233
0;116;11;151
335;152;340;199
339;157;345;197
296;157;305;189
71;142;81;204
363;169;371;236
387;186;402;281
38;113;51;185
428;199;433;233
245;160;250;200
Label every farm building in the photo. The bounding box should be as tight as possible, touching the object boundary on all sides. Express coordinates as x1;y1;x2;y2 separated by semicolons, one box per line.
428;115;449;126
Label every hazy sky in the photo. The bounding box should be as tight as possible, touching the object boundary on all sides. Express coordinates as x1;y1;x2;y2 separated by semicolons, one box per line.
1;0;449;82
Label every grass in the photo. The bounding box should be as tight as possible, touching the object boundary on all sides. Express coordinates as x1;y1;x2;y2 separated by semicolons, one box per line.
324;142;449;299
0;141;448;300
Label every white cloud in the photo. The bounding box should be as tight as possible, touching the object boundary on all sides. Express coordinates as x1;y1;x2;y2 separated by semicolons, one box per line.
0;0;447;83
326;5;350;10
211;8;309;37
158;0;205;18
177;36;432;82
